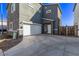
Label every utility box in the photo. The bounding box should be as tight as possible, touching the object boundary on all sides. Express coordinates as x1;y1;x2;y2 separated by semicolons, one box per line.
13;31;17;39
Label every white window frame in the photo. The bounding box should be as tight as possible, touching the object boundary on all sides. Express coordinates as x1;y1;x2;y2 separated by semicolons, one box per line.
46;9;51;14
9;22;13;30
45;7;47;9
11;3;15;13
39;10;41;13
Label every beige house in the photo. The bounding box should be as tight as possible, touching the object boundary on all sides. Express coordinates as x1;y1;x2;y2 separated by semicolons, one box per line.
73;3;79;36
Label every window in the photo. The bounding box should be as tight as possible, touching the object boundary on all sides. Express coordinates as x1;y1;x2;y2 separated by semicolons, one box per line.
39;10;41;13
11;3;15;13
9;22;13;30
46;9;51;14
46;9;51;18
45;7;47;9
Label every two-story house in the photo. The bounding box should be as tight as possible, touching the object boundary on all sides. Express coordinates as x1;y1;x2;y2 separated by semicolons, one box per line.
7;3;62;37
7;3;42;36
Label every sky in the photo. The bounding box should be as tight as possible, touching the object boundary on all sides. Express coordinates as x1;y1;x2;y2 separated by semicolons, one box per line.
0;3;7;21
0;3;75;26
59;3;74;26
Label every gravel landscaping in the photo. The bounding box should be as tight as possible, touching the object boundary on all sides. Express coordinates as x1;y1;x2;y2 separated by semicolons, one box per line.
0;34;23;51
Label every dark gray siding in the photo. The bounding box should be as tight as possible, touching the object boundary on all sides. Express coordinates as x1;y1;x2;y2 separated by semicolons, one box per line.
31;7;42;24
42;4;58;21
42;4;60;34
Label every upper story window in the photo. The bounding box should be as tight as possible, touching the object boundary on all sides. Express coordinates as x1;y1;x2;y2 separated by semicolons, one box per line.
45;7;47;9
39;10;41;13
9;22;13;30
46;9;51;14
11;3;15;13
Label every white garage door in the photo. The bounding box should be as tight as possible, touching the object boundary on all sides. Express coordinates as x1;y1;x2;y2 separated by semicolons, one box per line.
23;24;42;36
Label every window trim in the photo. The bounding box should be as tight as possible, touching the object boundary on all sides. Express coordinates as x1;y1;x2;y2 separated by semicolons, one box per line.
46;9;51;14
11;3;15;13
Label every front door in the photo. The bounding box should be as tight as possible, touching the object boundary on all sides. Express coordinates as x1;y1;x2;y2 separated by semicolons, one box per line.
44;24;47;34
47;25;51;34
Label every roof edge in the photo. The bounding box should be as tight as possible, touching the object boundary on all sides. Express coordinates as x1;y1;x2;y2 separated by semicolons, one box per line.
6;4;9;9
57;4;62;14
73;3;77;11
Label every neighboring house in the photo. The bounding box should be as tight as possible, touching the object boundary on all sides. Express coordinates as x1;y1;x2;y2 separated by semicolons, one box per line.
7;3;62;37
42;4;62;35
73;3;79;36
0;20;7;30
7;3;42;36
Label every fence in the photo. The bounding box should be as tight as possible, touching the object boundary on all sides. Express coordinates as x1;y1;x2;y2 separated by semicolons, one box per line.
60;26;75;36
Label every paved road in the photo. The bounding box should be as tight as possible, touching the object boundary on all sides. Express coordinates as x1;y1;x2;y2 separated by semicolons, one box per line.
4;34;79;56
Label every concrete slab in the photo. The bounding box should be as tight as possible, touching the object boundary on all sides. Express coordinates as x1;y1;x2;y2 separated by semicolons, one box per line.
0;49;4;56
41;49;63;56
64;43;79;56
32;44;64;56
4;35;79;56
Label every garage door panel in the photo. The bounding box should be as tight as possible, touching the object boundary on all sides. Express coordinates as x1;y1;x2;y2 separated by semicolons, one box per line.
31;25;41;35
23;24;41;36
23;24;31;36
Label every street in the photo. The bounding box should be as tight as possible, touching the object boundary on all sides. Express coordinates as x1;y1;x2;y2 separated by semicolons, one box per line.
3;34;79;56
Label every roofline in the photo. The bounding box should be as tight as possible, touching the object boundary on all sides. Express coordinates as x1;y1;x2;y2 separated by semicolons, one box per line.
6;3;62;14
41;3;58;6
57;4;62;14
73;3;77;11
7;3;42;9
41;4;62;14
6;4;9;9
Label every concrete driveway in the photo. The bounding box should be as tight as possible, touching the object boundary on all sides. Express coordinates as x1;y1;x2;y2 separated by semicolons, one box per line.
4;34;79;56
